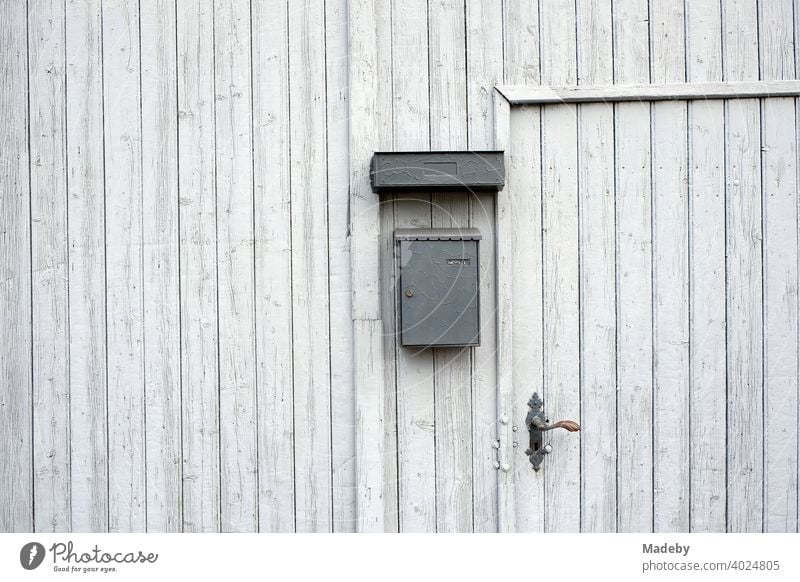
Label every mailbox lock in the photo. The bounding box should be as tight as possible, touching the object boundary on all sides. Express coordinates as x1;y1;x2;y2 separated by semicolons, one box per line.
405;288;414;298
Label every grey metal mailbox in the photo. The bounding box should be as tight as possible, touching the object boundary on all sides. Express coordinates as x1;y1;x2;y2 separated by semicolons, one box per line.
395;228;481;348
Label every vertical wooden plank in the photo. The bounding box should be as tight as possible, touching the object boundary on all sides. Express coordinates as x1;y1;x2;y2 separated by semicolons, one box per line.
289;0;332;533
759;0;799;533
213;0;258;533
102;0;146;533
140;0;181;533
576;0;616;533
466;0;502;533
723;0;763;533
430;196;473;533
326;0;357;533
540;0;580;534
252;0;294;534
650;0;690;533
686;0;727;533
372;0;397;533
503;0;539;85
29;0;71;532
507;105;544;533
494;94;514;532
391;0;436;533
429;0;472;533
66;0;108;532
501;0;540;534
0;0;33;533
177;0;220;533
349;0;386;533
613;0;653;533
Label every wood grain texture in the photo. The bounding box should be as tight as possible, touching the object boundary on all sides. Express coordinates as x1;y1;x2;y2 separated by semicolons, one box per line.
497;80;800;105
507;105;545;533
372;0;396;533
326;0;357;533
177;0;220;533
29;0;71;533
723;0;763;533
650;0;690;533
391;0;436;534
214;0;258;533
140;0;181;532
502;0;538;86
686;0;727;534
0;0;33;533
540;0;580;534
252;0;294;533
493;94;515;532
761;97;799;532
613;0;653;534
65;0;108;533
289;0;332;533
466;0;502;533
759;0;799;534
8;0;800;536
576;0;616;533
348;0;386;531
429;0;473;533
102;0;146;533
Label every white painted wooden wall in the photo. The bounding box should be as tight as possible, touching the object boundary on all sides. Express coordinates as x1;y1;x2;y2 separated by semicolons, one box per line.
1;0;798;533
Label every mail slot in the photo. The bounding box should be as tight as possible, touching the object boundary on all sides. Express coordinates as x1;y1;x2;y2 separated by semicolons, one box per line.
395;228;481;348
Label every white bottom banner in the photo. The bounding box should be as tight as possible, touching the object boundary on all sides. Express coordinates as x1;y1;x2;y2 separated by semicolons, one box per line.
1;533;797;581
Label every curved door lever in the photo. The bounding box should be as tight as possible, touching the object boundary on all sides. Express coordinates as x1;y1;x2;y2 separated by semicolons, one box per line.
525;393;580;471
530;417;581;432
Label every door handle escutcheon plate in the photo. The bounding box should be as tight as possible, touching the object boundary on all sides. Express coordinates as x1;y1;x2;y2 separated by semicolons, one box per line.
525;392;580;471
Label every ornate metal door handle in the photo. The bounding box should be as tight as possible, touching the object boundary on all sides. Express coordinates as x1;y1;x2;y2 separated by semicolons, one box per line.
525;393;580;471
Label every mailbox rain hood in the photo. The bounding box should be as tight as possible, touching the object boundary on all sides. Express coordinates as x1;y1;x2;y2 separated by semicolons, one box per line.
371;151;505;193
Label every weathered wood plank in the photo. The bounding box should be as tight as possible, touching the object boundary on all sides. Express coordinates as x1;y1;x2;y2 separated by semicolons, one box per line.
429;0;473;533
372;0;397;533
493;94;515;532
507;105;545;533
576;0;616;533
289;0;332;533
29;0;71;533
651;100;690;532
140;0;181;533
613;0;653;533
102;0;146;532
252;0;294;534
686;0;727;534
759;0;799;534
761;97;799;533
499;0;539;534
0;0;33;533
430;195;473;533
540;105;581;532
497;80;800;104
502;0;538;86
326;0;358;533
723;0;763;534
65;0;108;533
391;0;435;534
540;0;580;534
214;0;258;533
348;0;386;532
177;0;220;533
466;0;502;534
650;0;690;533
